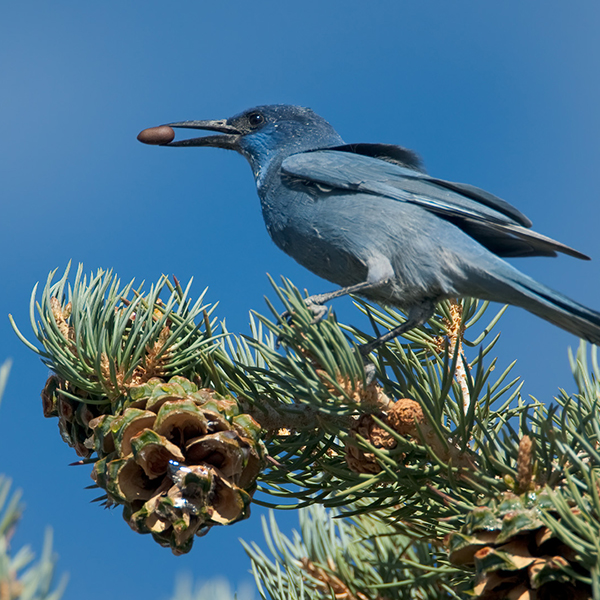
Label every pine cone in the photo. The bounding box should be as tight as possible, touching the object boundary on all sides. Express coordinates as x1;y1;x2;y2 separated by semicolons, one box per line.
345;413;397;474
42;375;101;458
44;375;266;555
345;398;425;474
447;492;592;599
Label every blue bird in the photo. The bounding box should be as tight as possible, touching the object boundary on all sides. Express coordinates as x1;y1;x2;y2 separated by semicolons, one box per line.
138;105;600;351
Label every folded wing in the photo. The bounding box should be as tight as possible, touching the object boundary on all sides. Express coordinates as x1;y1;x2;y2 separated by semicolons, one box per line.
282;148;588;260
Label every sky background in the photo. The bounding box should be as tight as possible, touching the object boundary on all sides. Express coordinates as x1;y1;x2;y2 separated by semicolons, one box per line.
2;2;600;599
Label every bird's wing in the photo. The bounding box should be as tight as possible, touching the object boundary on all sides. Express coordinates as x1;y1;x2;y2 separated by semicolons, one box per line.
282;150;588;260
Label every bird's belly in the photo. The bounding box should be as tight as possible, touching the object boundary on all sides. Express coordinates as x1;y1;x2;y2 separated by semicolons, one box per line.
264;191;469;307
274;220;369;287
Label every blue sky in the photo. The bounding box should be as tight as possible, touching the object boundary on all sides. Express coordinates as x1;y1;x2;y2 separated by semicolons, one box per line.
2;2;600;599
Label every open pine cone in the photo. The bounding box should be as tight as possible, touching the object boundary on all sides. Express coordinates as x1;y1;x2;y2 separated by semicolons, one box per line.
448;491;592;600
44;374;266;554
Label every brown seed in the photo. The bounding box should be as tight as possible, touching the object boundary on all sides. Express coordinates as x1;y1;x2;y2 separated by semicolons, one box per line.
137;125;175;145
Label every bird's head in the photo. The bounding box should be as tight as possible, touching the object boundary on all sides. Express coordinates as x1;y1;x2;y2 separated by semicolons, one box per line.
138;105;344;180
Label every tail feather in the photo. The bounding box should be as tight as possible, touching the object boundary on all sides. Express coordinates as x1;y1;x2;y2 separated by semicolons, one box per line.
485;265;600;345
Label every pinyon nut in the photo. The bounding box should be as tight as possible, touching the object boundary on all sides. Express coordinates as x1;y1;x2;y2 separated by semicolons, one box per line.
137;126;175;145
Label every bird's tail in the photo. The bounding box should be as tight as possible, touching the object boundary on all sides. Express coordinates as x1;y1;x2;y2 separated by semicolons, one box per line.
474;262;600;345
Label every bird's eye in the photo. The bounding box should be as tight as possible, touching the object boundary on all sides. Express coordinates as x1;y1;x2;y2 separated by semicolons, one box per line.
247;112;265;128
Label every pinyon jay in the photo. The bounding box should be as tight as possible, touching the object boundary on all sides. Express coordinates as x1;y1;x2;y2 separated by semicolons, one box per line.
138;104;600;350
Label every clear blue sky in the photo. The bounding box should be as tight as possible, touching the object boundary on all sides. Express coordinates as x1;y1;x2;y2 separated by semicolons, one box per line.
1;2;600;599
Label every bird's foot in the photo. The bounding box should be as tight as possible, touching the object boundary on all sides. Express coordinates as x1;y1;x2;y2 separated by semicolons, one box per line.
303;295;330;324
279;295;330;326
276;296;330;348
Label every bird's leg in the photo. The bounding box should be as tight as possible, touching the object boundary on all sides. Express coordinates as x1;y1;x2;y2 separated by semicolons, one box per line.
302;279;389;323
278;281;379;340
297;257;395;323
358;302;435;356
276;279;390;350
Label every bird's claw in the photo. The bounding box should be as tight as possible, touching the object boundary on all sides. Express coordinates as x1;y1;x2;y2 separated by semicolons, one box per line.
275;297;329;347
278;297;329;326
304;298;329;324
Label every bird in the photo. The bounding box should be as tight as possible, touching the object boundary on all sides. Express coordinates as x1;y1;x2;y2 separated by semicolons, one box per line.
138;104;600;351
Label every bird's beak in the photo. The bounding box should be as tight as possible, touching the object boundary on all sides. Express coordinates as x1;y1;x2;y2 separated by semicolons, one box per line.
165;119;242;149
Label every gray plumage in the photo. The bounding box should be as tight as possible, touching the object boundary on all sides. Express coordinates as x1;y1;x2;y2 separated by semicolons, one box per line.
139;104;600;346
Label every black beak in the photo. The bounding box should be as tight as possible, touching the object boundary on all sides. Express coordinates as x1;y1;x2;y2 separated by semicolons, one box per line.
137;119;242;148
165;119;242;149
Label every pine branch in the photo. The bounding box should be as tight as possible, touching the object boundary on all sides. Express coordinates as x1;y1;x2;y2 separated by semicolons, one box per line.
12;264;600;598
243;505;466;600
